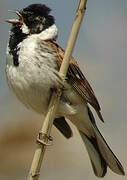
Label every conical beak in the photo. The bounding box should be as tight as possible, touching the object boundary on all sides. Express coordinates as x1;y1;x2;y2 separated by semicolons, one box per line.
6;10;23;24
6;19;20;24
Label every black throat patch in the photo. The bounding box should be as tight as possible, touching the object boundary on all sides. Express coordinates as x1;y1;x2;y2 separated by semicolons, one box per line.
8;25;28;66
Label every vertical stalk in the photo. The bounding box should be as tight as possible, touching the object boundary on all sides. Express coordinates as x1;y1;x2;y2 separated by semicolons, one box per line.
27;0;88;180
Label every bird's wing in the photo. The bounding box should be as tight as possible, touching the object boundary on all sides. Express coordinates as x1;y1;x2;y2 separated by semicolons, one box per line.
46;40;104;122
54;117;73;139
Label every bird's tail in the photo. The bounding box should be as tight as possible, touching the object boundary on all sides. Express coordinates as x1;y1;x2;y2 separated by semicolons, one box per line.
78;108;125;177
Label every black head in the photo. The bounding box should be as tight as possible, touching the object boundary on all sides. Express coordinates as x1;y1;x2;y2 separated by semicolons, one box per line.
7;4;55;35
7;4;55;67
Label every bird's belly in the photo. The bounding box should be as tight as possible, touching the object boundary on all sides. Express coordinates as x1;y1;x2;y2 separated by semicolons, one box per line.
6;59;83;117
6;65;52;114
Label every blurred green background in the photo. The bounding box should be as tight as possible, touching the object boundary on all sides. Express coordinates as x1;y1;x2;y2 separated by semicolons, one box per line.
0;0;127;179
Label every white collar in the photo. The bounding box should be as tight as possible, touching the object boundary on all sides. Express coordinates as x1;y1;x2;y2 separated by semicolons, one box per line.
37;24;58;41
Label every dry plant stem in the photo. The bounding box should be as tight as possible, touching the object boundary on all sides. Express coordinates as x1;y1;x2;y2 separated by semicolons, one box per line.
27;0;88;180
59;0;87;79
27;92;61;180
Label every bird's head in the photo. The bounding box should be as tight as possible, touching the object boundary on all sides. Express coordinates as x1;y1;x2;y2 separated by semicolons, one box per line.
7;4;55;35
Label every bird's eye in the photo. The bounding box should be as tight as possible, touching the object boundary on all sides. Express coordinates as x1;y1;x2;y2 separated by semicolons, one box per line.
21;11;33;18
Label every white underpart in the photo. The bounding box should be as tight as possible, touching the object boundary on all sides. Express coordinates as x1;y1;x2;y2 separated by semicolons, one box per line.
6;22;94;135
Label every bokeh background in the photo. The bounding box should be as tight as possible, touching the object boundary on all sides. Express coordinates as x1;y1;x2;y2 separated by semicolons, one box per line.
0;0;127;179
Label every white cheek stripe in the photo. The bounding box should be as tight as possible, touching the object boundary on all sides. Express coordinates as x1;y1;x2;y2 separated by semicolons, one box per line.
21;23;30;34
21;23;58;41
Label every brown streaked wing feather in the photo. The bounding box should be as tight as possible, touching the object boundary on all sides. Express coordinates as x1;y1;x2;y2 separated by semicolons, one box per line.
46;40;104;122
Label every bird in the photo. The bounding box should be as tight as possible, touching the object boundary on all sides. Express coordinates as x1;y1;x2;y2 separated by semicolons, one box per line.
6;3;125;177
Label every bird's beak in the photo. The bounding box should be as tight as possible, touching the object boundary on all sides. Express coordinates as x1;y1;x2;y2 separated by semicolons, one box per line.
6;10;23;25
6;19;20;24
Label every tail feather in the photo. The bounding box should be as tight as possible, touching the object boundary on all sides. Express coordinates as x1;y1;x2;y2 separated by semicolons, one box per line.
78;106;125;177
79;131;107;177
91;123;125;175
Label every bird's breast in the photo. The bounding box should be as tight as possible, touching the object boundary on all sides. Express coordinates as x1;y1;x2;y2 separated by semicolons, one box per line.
6;36;61;114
